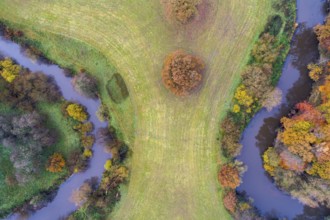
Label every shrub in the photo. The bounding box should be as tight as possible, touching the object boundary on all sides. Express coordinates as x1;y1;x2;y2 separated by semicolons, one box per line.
66;103;88;122
308;63;323;81
96;104;109;122
252;33;281;64
72;72;98;99
0;58;21;83
73;122;93;134
262;147;280;176
218;164;241;189
104;160;112;171
47;153;66;173
233;85;255;114
81;135;95;149
162;50;205;96
83;149;93;158
241;64;273;100
71;181;93;206
315;16;330;55
67;149;88;173
264;15;283;36
220;117;242;158
223;190;237;213
262;88;282;111
97;127;115;144
166;0;200;24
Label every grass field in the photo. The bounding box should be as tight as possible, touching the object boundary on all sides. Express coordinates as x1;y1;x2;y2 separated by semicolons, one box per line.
0;102;80;216
0;1;274;219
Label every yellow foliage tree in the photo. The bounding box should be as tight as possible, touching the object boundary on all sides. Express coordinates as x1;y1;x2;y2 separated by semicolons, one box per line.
234;85;254;113
66;103;88;122
104;159;112;171
279;118;316;162
83;149;93;158
0;58;21;83
308;63;323;81
262;147;279;176
307;161;330;180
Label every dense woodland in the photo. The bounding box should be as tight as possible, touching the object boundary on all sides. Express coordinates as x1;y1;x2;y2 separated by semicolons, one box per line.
0;50;98;215
262;17;330;209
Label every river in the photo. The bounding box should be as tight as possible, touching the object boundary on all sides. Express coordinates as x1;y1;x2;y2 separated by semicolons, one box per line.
0;35;110;220
1;0;330;219
237;0;330;219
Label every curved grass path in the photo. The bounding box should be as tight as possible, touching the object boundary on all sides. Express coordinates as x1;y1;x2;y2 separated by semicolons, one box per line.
0;1;273;219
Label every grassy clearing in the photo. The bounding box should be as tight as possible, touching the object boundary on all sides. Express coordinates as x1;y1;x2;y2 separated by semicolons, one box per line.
0;102;80;216
0;1;275;219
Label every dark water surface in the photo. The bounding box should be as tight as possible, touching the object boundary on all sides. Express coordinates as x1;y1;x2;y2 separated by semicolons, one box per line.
0;36;110;220
237;0;330;219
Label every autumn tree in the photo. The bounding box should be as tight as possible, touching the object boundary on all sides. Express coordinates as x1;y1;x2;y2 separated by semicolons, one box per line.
241;64;273;100
47;153;66;173
0;58;21;83
162;50;204;96
165;0;201;24
221;117;242;158
232;85;255;114
72;72;98;99
81;135;95;149
66;103;88;122
262;88;282;111
96;104;109;122
223;190;237;213
252;33;281;64
0;112;55;183
218;164;241;189
71;181;93;206
262;147;280;176
314;17;330;54
308;63;323;81
279;117;316;162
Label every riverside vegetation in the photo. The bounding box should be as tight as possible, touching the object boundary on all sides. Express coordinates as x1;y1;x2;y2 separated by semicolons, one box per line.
262;16;330;210
218;0;297;218
0;56;95;217
0;0;278;219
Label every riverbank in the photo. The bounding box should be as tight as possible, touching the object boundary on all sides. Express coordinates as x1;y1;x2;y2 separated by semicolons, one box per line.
236;0;329;219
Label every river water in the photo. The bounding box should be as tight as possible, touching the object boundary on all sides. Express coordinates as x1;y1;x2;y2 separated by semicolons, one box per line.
0;36;110;220
1;0;330;219
237;0;330;219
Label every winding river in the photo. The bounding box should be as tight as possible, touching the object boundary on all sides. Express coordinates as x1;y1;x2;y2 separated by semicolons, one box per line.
238;0;330;219
0;36;110;220
1;0;330;219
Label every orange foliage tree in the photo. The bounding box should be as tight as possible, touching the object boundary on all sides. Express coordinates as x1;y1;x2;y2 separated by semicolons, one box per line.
47;153;66;173
218;164;241;189
162;50;204;96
